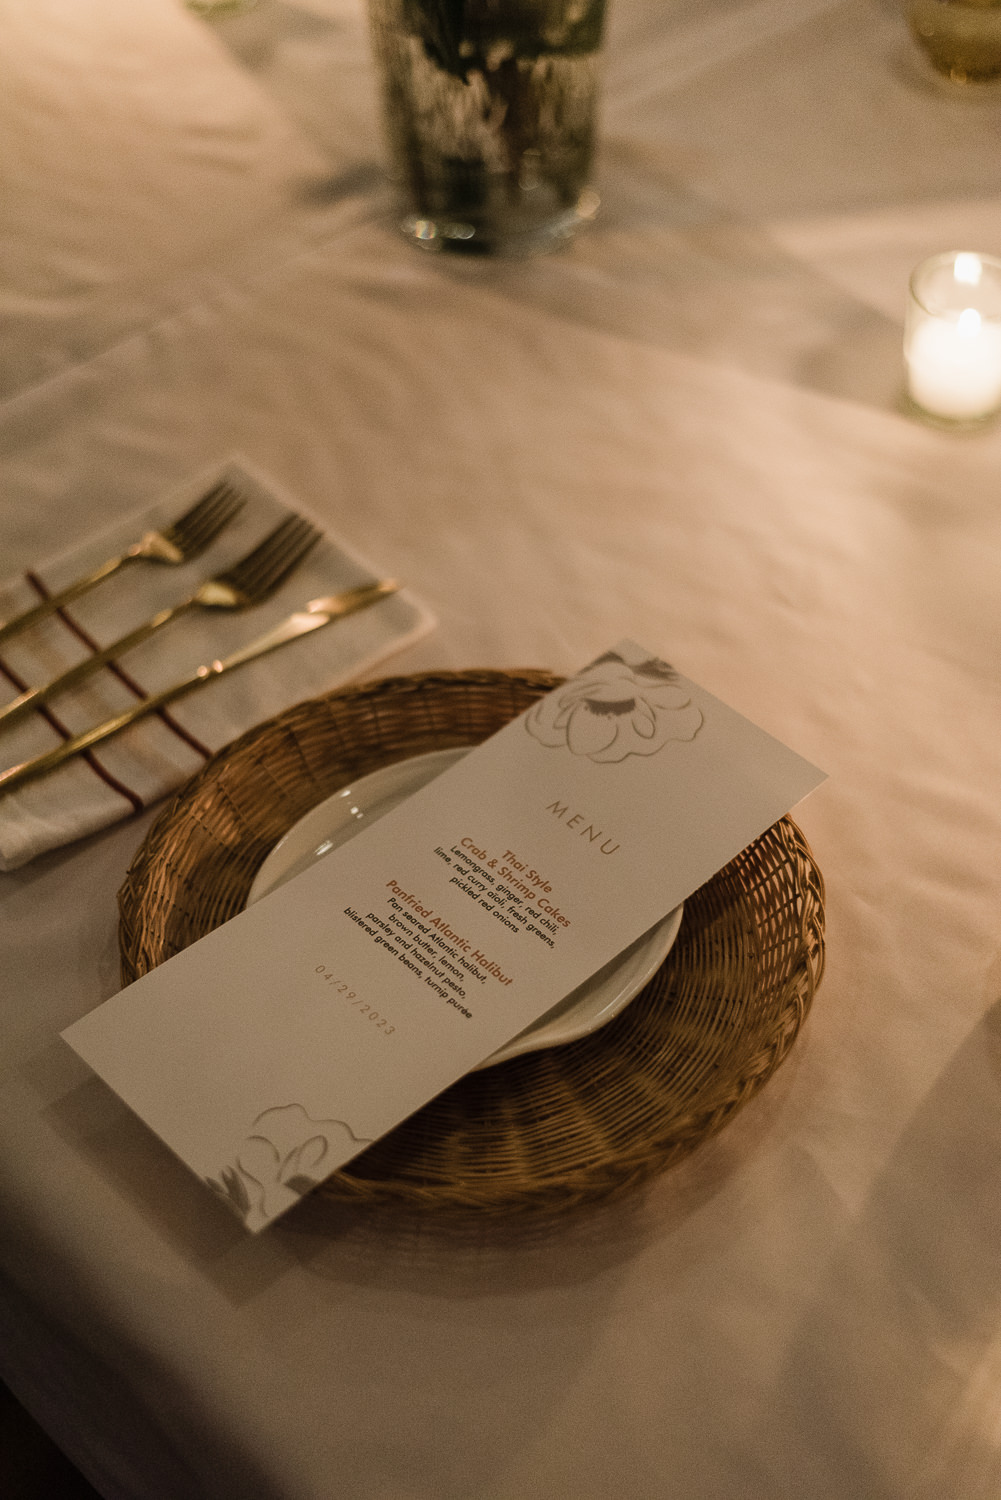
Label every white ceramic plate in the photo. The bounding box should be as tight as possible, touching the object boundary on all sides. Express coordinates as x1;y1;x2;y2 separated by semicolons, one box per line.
248;748;683;1069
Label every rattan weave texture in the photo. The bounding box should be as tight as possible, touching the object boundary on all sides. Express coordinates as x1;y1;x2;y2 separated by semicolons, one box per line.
118;669;825;1215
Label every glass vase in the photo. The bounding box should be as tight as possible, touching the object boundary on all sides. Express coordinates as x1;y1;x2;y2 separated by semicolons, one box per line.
368;0;607;255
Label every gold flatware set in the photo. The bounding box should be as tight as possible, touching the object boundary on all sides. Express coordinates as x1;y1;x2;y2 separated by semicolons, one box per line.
0;485;399;793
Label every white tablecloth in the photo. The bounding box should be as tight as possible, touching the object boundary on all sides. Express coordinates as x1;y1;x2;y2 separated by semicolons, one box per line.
3;2;1001;1497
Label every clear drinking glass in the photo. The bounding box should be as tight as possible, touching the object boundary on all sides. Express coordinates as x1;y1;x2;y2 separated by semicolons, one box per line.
908;0;1001;84
368;0;607;255
186;1;258;15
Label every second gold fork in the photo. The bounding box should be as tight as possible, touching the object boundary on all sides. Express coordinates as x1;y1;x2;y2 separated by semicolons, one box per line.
0;514;322;730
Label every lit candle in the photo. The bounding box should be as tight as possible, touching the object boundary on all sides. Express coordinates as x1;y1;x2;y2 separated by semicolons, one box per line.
905;251;1001;424
907;306;1001;420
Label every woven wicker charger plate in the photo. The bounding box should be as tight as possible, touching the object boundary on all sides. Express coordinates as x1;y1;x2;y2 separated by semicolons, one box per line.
119;669;825;1217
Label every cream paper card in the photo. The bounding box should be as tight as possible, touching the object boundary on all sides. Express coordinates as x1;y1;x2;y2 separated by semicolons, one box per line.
63;643;825;1230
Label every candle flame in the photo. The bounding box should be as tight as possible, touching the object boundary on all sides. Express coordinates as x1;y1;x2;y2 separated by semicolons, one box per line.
957;308;982;337
955;253;983;287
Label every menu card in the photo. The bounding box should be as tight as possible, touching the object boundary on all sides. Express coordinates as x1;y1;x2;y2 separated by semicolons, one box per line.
63;644;825;1231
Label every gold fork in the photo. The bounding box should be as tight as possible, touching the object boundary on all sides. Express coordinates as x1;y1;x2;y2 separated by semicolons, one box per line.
0;480;246;648
0;582;398;796
0;514;323;729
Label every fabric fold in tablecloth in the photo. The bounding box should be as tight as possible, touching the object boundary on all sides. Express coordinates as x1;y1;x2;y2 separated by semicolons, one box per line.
0;457;434;870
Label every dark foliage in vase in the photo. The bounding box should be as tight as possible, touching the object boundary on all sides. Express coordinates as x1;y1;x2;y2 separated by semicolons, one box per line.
372;0;607;248
402;0;606;79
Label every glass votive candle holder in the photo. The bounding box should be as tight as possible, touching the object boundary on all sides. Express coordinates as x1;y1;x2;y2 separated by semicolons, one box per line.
907;0;1001;85
904;251;1001;426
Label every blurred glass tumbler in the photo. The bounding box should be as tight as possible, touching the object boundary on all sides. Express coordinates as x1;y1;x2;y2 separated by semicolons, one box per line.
368;0;607;254
186;0;258;14
908;0;1001;84
905;252;1001;425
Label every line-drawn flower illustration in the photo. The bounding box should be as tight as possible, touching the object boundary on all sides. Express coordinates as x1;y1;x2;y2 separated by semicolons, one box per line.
205;1104;372;1227
525;651;703;763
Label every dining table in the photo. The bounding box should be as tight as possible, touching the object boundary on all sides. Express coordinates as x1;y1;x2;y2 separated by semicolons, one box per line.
4;0;1001;1496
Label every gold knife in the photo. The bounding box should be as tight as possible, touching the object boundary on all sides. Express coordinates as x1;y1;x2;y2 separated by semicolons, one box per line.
0;581;398;796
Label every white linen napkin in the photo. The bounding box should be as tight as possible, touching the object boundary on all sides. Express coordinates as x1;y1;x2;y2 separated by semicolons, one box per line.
0;458;435;870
